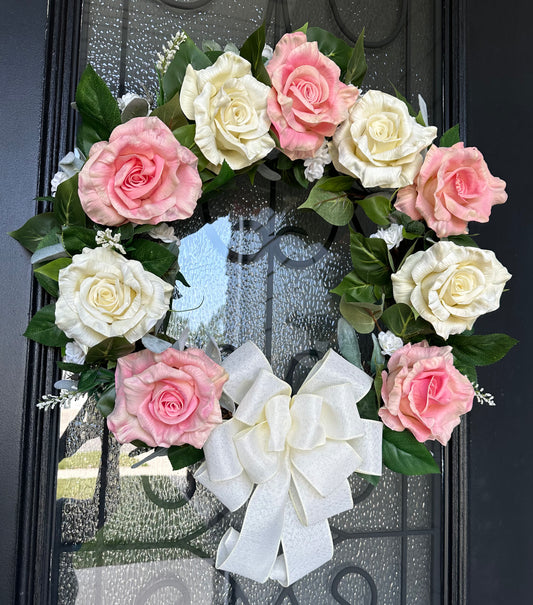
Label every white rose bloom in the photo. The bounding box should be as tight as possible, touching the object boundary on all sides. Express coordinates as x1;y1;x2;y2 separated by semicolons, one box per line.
55;247;173;348
330;90;437;188
378;331;404;356
180;52;275;171
63;342;88;365
370;223;404;250
392;241;511;339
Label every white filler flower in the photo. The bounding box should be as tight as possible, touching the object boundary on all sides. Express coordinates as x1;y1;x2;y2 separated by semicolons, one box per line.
370;223;404;250
378;331;404;356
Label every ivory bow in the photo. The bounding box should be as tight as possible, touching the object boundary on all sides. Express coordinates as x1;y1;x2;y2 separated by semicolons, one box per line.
196;342;382;586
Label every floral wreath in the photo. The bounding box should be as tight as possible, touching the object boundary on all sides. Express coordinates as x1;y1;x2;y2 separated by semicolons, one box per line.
10;23;516;585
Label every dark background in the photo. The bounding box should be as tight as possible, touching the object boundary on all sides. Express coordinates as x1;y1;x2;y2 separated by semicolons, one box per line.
1;1;531;603
465;1;533;602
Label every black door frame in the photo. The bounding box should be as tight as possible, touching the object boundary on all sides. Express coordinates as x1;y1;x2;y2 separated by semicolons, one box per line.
2;1;530;603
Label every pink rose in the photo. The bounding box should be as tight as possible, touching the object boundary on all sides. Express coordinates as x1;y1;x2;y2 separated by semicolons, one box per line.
266;32;359;160
379;341;474;445
107;348;228;449
395;142;507;237
78;116;202;226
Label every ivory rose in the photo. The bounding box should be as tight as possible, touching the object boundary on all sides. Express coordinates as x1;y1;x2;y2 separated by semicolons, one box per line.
266;32;359;160
55;246;173;348
392;241;511;339
379;341;474;445
330;90;437;188
395;142;507;237
180;52;275;171
108;348;228;448
78;116;202;226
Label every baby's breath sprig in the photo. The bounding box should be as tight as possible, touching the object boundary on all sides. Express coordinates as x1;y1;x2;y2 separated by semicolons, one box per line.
95;228;126;255
156;31;187;76
472;383;496;406
37;391;81;411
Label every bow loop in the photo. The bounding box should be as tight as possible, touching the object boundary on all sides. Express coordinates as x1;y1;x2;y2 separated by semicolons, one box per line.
196;342;382;585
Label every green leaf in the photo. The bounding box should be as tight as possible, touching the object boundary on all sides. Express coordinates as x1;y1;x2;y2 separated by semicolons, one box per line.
382;427;440;475
202;161;235;195
448;333;518;367
295;23;308;34
316;175;355;192
340;295;383;334
331;271;376;303
163;37;211;101
54;174;86;227
120;97;150;122
35;231;61;251
373;368;384;404
404;220;425;236
62;226;97;254
133;224;156;235
96;386;116;417
299;184;353;226
337;317;362;369
173;123;196;148
345;28;367;86
240;24;271;86
356;196;391;226
76;119;103;157
34;270;60;298
415;110;426;126
75;64;121;142
292;164;308;189
307;27;352;75
439;124;460;147
350;231;391;285
9;212;60;253
34;257;71;282
357;389;379;421
391;84;416;117
85;337;135;364
446;234;478;248
56;362;88;373
128;239;177;277
23;303;70;347
202;40;222;53
172;124;209;171
381;303;433;340
454;361;477;384
356;472;380;487
78;367;116;393
167;444;204;470
151;90;188;130
370;333;385;375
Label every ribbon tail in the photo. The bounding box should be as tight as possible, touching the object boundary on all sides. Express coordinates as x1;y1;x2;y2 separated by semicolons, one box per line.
349;418;383;476
215;465;291;583
270;502;334;587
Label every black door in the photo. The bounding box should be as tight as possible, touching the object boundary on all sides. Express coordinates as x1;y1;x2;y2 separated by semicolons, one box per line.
1;1;531;603
465;2;533;603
